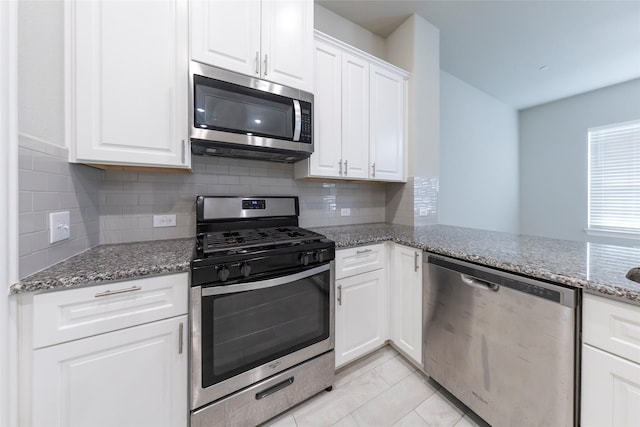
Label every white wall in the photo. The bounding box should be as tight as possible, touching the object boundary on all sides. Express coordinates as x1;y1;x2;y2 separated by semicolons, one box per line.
385;14;440;226
0;0;19;425
439;71;519;232
314;3;386;58
519;78;640;245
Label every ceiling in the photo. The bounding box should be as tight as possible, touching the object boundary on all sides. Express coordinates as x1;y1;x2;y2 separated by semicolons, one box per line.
316;0;640;110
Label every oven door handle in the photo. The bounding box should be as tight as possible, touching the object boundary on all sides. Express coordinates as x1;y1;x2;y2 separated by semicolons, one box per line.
201;264;330;296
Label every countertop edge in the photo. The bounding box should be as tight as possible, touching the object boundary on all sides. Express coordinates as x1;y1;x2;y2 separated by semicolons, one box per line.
328;234;640;307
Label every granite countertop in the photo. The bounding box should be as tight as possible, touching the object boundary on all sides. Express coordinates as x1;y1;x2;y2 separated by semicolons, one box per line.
10;224;640;306
10;238;194;294
311;223;640;306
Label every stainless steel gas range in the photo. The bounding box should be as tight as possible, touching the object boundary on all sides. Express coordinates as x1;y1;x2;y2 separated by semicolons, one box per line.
189;196;335;427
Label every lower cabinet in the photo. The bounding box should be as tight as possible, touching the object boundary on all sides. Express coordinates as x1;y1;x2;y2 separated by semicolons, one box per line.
335;268;388;368
19;273;189;427
32;316;187;427
334;243;424;369
581;293;640;427
581;344;640;427
390;245;422;365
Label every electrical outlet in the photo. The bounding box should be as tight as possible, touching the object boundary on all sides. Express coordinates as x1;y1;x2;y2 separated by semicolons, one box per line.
340;208;351;216
49;211;71;243
419;208;428;217
153;214;177;228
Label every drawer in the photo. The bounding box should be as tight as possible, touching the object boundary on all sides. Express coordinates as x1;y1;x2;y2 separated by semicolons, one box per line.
335;243;386;280
32;273;188;349
583;293;640;364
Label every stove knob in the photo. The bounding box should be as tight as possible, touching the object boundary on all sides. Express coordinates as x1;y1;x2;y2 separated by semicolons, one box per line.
217;265;230;281
298;253;310;266
314;250;324;263
240;262;251;278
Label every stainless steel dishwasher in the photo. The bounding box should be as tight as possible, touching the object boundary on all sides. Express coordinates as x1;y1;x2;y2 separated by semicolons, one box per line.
423;253;579;427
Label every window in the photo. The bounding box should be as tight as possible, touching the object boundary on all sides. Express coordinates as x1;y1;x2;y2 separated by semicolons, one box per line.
588;119;640;235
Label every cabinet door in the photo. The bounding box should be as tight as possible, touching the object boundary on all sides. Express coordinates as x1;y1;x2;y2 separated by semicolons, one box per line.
261;0;313;92
309;40;342;178
32;316;188;427
369;64;406;181
69;0;190;168
335;269;388;368
391;245;422;365
582;344;640;427
341;52;369;179
190;0;261;78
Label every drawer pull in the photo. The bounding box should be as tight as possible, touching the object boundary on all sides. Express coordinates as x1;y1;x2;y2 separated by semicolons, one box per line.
255;377;294;400
94;286;142;298
356;249;372;255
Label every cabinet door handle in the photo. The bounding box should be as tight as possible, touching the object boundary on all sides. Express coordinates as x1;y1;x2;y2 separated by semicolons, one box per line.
94;286;141;298
255;51;260;75
263;54;268;76
344;160;348;176
181;140;186;164
339;159;343;175
414;252;419;272
178;322;184;355
337;285;342;305
356;248;372;255
372;163;376;177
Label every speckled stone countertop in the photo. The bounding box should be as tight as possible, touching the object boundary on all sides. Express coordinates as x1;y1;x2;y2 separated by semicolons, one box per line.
10;238;193;294
311;223;640;306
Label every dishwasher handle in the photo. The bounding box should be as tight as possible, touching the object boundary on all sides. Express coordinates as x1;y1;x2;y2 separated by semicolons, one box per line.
460;273;499;291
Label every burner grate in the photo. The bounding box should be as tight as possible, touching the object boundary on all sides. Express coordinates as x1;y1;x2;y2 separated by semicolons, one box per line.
201;226;323;255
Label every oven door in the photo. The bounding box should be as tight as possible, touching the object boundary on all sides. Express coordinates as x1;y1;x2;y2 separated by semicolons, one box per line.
191;262;335;409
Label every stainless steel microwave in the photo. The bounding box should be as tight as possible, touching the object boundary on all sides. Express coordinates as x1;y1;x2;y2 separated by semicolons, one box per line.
189;61;313;163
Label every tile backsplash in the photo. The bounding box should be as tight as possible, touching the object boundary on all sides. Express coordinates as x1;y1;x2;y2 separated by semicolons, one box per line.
17;147;387;278
18;137;102;278
100;155;387;244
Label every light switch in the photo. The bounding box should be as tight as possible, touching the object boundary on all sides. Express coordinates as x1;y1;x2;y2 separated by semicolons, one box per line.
340;208;351;216
49;211;70;244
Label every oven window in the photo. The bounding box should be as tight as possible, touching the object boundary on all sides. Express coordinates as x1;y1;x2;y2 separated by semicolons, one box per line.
194;75;294;140
200;269;330;388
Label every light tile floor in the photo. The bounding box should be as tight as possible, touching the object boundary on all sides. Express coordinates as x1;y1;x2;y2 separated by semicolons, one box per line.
261;346;491;427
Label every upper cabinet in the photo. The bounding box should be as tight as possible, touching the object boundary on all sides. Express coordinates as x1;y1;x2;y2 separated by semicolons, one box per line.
369;65;406;181
190;0;313;93
66;0;191;170
295;31;408;182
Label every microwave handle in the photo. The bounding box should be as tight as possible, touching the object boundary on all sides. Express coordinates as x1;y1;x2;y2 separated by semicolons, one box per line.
293;100;302;141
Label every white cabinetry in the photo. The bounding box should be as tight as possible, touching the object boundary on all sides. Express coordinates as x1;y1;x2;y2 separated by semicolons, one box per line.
335;244;388;368
582;293;640;427
370;65;405;181
66;0;191;170
190;0;313;92
390;245;422;365
21;274;189;427
295;31;408;182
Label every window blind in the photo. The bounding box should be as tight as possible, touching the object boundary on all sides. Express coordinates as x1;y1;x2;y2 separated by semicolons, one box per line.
588;119;640;235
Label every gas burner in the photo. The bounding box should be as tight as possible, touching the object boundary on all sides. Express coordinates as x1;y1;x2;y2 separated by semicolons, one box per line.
200;225;324;256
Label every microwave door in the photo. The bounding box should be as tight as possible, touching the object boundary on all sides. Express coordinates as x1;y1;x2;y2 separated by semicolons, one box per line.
194;76;294;141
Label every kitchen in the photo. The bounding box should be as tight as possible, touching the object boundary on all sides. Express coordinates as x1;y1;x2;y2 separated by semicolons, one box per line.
1;0;640;426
